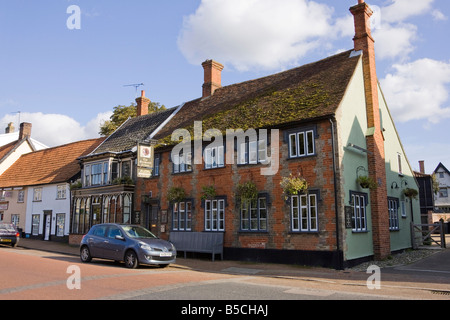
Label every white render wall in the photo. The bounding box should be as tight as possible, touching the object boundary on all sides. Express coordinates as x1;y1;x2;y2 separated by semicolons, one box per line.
25;183;71;238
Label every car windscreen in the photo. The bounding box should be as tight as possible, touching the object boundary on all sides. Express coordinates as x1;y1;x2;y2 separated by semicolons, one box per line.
122;226;157;239
0;224;16;233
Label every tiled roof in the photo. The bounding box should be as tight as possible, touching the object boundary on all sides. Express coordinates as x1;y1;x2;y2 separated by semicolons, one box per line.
154;50;360;143
0;138;104;188
92;108;176;154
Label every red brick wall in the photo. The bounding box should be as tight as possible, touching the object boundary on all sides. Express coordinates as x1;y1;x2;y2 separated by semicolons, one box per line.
135;119;339;255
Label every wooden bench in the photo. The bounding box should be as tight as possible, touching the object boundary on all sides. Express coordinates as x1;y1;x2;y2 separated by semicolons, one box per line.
169;232;224;261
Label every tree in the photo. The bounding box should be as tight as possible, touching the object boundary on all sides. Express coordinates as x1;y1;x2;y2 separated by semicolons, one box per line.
99;101;166;136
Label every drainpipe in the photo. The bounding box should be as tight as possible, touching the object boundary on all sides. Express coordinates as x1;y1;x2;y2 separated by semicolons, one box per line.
329;117;343;270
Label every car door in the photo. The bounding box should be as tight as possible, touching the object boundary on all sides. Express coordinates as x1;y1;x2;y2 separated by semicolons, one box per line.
86;225;108;257
103;226;126;261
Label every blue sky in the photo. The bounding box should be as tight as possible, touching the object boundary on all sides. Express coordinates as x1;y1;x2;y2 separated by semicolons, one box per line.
0;0;449;174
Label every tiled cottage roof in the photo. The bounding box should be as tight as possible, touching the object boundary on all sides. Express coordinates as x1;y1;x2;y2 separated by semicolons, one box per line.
0;138;104;188
92;108;176;154
154;50;360;144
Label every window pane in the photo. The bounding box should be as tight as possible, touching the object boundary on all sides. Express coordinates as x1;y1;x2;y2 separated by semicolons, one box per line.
299;132;305;156
307;131;314;155
249;141;257;164
309;194;317;231
289;134;297;157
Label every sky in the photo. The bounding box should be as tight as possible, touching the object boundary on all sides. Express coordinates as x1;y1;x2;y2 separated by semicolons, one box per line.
0;0;449;174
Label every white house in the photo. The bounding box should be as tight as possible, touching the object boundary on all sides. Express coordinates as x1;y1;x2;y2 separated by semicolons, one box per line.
0;138;103;241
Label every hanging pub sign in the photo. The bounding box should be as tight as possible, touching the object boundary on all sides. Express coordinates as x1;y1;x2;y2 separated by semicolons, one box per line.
137;142;155;178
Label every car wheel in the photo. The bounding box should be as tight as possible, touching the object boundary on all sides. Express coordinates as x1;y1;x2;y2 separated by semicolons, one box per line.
124;250;139;269
80;246;92;263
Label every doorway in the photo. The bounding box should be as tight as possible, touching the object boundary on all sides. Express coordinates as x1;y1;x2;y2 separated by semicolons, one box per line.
43;211;52;241
145;204;159;235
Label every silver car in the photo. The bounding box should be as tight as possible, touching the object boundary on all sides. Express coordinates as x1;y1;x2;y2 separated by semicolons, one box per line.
80;223;176;269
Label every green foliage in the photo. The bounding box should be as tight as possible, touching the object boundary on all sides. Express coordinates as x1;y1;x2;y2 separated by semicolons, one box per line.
99;102;166;136
158;83;329;146
403;188;419;199
167;187;187;203
112;176;134;185
236;181;258;201
200;185;217;200
280;174;309;199
357;175;377;190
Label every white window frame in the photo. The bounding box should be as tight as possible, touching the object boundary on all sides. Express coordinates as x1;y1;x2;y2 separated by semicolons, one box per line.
205;199;225;231
56;185;67;200
388;198;399;231
172;201;192;231
291;193;318;232
33;188;42;202
351;193;367;232
288;130;315;159
204;146;225;169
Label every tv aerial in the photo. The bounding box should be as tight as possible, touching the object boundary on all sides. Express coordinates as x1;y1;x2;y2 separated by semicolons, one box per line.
123;83;144;97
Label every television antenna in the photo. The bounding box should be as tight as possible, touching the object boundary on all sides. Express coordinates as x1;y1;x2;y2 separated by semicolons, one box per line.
123;83;144;97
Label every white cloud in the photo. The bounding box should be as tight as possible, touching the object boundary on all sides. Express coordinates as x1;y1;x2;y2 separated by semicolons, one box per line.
380;0;434;24
381;58;450;124
373;23;417;61
432;9;447;21
177;0;335;71
0;111;112;147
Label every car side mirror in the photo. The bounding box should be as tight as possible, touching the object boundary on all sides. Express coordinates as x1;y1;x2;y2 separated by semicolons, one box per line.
115;235;125;241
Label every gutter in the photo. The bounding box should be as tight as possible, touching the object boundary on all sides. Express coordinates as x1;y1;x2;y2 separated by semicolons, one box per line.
329;117;343;270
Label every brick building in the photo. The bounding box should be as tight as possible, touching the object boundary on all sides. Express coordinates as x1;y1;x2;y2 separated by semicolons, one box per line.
131;1;420;269
67;1;420;268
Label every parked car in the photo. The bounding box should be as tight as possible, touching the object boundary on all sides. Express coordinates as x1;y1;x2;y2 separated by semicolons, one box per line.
80;223;176;269
0;223;20;247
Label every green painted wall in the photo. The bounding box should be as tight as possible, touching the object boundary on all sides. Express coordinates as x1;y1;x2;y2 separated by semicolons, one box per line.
335;54;420;262
378;87;421;252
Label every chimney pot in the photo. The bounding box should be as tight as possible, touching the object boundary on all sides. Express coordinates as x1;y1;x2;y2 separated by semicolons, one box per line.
19;122;32;140
5;122;15;134
136;90;150;117
202;60;224;98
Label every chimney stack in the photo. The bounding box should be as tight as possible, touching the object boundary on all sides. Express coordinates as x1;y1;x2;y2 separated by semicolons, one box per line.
5;122;15;134
350;0;390;260
136;90;150;117
19;122;32;140
202;60;224;99
419;160;425;174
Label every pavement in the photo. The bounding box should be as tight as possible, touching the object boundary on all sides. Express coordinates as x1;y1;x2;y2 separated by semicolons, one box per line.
13;238;450;287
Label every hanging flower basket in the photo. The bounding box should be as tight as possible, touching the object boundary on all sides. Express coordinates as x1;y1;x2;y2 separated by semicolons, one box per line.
236;181;258;201
357;175;377;190
200;185;217;200
403;188;418;200
167;187;186;203
280;174;309;200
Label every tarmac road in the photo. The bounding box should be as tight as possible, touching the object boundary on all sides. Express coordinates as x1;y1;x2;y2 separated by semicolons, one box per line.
0;240;449;303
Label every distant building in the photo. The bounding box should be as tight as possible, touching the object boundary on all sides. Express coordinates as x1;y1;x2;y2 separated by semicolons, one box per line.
434;162;450;213
413;160;435;225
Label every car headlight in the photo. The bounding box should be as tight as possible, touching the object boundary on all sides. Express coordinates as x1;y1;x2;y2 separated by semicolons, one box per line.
139;242;152;251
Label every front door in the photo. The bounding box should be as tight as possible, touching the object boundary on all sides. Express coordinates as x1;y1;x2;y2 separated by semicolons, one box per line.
44;213;51;241
146;205;158;234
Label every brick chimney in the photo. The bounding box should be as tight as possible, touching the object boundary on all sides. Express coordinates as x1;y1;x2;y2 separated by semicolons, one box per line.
350;0;390;260
19;122;32;140
136;90;150;117
202;60;224;98
5;122;15;134
419;160;425;174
